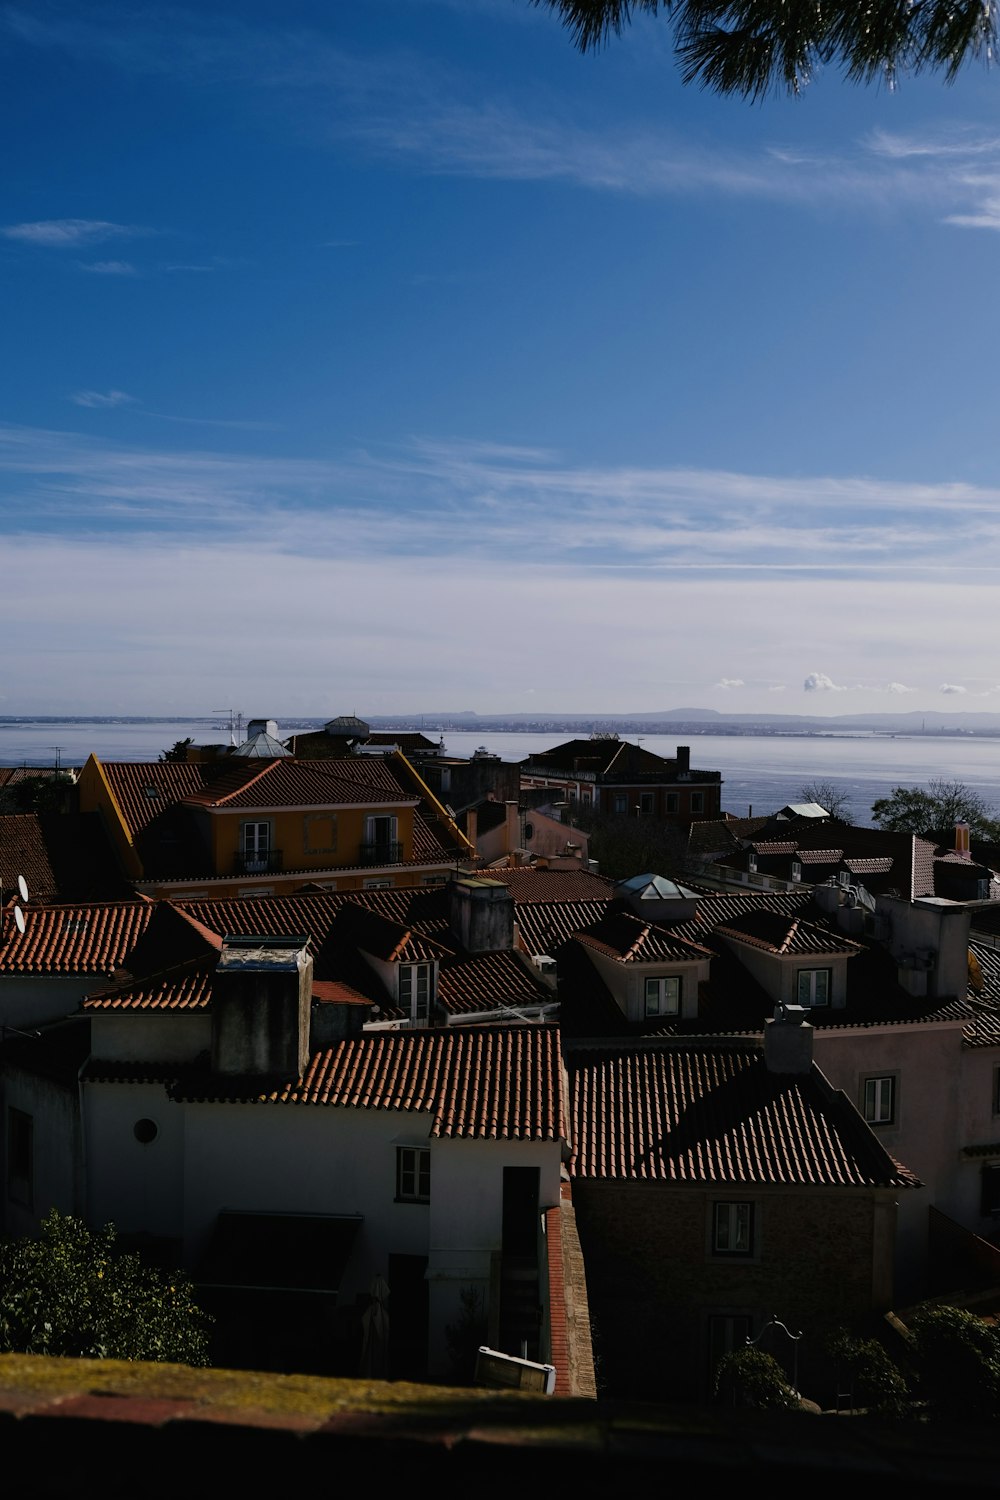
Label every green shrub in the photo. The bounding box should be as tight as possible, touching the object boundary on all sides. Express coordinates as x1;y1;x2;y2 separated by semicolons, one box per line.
714;1347;798;1410
911;1306;1000;1421
0;1210;212;1365
827;1332;909;1416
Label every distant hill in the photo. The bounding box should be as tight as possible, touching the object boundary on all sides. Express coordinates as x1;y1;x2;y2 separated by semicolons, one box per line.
364;708;1000;734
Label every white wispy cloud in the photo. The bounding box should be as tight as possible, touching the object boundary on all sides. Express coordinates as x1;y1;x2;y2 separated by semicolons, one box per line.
804;672;846;692
940;683;968;694
4;8;996;227
2;218;143;246
70;390;136;409
5;426;1000;583
887;681;916;694
716;678;744;689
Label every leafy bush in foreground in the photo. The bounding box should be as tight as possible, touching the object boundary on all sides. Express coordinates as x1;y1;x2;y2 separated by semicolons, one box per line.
0;1209;211;1365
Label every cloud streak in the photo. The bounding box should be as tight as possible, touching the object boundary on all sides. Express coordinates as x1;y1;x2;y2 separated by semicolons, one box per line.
5;9;1000;228
3;218;144;246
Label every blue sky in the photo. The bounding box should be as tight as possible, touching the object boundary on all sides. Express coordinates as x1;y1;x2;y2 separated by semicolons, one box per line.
4;0;1000;716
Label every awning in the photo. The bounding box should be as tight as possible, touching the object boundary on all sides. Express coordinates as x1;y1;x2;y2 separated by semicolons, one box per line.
196;1210;362;1295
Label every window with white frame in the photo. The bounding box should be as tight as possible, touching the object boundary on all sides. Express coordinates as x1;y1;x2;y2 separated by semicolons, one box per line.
396;1146;430;1203
399;962;433;1022
365;814;398;849
241;821;271;870
712;1201;755;1257
863;1075;896;1125
796;968;831;1007
363;878;393;890
645;976;681;1017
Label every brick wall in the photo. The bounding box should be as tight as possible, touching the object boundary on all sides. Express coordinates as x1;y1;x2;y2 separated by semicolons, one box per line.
573;1180;890;1402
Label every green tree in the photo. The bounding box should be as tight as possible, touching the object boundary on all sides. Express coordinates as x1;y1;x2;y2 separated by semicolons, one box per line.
0;1210;212;1365
870;779;1000;840
159;738;193;763
533;0;997;98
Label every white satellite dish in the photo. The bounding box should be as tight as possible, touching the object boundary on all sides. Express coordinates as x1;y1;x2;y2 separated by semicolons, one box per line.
14;907;26;935
17;875;28;903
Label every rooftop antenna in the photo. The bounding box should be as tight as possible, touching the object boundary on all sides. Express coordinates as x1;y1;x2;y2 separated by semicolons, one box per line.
213;708;242;747
49;747;62;771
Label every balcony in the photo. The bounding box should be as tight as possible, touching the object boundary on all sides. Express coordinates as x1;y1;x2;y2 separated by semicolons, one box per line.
359;841;403;867
233;849;284;875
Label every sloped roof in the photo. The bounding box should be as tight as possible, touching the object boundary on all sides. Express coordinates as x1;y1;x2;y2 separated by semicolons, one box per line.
458;867;612;903
715;911;861;957
0;899;153;975
174;1025;567;1141
0;812;130;904
574;910;712;964
568;1040;918;1187
84;957;216;1012
179;759;412;811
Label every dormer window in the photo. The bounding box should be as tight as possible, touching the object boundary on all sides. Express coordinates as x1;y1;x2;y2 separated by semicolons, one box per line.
645;976;680;1018
400;962;434;1023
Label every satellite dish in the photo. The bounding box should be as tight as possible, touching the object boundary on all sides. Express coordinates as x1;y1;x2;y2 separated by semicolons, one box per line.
13;907;26;935
17;875;28;903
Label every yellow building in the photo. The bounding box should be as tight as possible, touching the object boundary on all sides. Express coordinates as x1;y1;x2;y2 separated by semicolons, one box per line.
78;752;474;900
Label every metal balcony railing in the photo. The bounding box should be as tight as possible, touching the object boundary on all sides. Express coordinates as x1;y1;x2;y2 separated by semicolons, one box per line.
233;849;284;875
359;840;403;867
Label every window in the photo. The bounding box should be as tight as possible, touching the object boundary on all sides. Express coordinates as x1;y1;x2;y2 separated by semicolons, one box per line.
665;793;679;813
796;968;831;1007
7;1108;32;1208
612;793;628;815
863;1075;896;1125
708;1314;753;1380
994;1065;1000;1117
241;821;271;872
396;1147;430;1203
639;792;654;815
363;878;393;890
982;1163;1000;1216
791;860;802;883
400;962;433;1022
690;792;705;814
712;1201;755;1257
645;976;681;1017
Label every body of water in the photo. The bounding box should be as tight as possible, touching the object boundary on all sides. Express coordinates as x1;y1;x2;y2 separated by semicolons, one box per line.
2;718;999;828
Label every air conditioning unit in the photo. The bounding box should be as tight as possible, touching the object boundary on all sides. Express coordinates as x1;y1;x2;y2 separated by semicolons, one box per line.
532;955;557;978
838;871;851;890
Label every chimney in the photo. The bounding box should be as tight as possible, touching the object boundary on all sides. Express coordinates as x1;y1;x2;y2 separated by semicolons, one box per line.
212;936;312;1078
466;806;478;852
506;800;520;853
676;745;690;775
955;822;971;860
448;877;514;952
764;1004;813;1074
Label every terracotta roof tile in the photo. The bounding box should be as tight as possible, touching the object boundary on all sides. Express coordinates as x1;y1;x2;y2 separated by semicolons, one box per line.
0;899;153;975
715;911;860;957
175;1025;567;1140
568;1040;917;1188
574;910;712;964
85;958;215;1012
179;759;412;812
468;869;613;903
437;950;554;1015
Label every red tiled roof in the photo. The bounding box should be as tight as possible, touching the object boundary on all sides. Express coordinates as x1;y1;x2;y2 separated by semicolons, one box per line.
843;858;894;875
568;1041;917;1187
574;910;712;964
85;958;215;1012
515;901;610;955
0;900;153;975
716;911;860;957
178;1025;567;1140
338;903;453;964
437;950;553;1014
98;762;212;841
472;869;612;903
179;759;413;812
795;849;844;865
